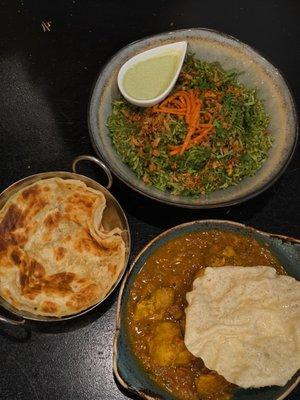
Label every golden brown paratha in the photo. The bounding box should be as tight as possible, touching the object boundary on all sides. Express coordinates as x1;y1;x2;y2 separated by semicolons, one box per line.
0;178;125;317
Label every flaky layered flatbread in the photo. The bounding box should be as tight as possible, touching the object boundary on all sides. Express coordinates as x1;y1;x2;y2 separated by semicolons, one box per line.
0;178;125;317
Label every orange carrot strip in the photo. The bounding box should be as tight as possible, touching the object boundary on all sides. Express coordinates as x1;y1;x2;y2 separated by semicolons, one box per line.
173;99;184;108
158;107;187;112
179;96;186;106
192;127;213;143
159;90;190;108
180;95;201;153
153;89;213;156
155;108;186;115
169;149;180;156
159;93;179;108
180;92;191;115
180;126;196;154
198;123;213;128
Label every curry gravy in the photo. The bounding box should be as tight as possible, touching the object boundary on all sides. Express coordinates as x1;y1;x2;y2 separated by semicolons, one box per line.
126;231;285;400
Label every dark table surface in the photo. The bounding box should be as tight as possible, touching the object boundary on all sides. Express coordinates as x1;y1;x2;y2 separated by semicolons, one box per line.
0;1;299;399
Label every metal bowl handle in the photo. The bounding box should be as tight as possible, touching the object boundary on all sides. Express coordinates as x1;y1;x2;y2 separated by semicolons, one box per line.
0;314;25;326
72;155;113;190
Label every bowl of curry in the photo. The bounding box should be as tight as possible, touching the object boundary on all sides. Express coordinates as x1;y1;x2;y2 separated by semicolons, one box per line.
113;220;300;400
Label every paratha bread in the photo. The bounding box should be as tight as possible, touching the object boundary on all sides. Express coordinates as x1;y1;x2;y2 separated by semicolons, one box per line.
184;266;300;388
0;178;125;317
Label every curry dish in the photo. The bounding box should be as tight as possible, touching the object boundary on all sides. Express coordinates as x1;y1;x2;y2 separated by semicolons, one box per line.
126;231;285;400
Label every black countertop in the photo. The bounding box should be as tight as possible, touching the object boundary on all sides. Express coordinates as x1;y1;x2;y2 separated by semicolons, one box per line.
0;1;299;399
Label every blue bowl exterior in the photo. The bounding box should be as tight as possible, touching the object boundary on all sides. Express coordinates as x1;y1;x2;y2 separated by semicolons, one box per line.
114;220;300;400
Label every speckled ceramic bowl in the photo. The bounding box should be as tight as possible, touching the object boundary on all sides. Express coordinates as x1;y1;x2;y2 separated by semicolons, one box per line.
113;220;300;400
89;28;297;208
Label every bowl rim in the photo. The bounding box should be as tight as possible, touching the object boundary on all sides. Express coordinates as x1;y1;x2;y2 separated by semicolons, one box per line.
88;27;298;209
113;219;300;400
0;170;131;323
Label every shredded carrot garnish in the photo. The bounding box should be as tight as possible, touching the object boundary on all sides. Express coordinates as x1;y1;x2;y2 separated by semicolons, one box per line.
153;89;214;155
155;108;186;115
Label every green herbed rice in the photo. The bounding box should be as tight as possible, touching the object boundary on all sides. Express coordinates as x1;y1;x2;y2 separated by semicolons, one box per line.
107;55;272;196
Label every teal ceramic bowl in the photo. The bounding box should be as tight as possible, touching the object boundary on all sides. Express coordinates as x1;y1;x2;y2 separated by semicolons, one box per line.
113;220;300;400
89;28;298;208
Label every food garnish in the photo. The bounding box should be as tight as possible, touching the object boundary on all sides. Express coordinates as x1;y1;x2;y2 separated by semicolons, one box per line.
153;89;214;155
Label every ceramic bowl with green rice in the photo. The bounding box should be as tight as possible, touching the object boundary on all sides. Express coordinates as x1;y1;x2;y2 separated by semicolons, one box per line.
89;28;297;208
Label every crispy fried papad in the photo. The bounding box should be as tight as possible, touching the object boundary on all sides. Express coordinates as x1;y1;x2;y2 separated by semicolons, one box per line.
0;178;125;317
185;266;300;388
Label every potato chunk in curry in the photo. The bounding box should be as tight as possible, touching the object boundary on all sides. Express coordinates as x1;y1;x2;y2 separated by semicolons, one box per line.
222;245;236;258
134;287;174;321
149;322;192;367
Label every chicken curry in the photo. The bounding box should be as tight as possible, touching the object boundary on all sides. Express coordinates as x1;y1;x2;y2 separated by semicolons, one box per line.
126;230;284;400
